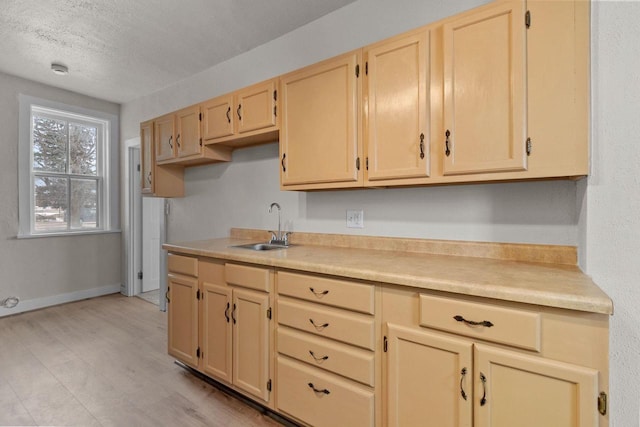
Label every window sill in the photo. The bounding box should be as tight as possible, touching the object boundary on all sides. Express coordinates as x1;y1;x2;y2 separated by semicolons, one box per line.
16;229;122;239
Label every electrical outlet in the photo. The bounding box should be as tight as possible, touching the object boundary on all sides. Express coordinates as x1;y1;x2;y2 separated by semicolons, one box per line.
346;209;364;228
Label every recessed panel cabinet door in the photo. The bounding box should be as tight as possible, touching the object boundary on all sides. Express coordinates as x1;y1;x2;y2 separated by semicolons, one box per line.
365;30;429;182
140;120;153;194
167;274;199;368
175;105;202;158
154;113;175;162
443;1;527;175
202;95;235;141
280;51;362;188
474;344;599;427
232;288;270;403
236;80;278;135
386;324;472;427
201;282;233;385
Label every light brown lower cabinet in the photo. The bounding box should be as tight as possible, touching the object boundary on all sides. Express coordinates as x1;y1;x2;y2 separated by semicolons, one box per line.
167;256;274;406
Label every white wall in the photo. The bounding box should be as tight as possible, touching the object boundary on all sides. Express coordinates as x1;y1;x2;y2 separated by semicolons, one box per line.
121;0;638;425
0;71;122;314
581;2;640;425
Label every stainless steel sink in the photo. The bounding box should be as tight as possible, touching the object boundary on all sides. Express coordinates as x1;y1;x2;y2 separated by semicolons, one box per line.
232;242;289;251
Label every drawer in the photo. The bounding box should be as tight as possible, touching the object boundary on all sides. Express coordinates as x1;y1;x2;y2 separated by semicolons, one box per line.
277;356;374;427
277;327;375;386
277;271;375;314
225;263;271;292
278;298;375;350
419;294;541;351
167;253;198;277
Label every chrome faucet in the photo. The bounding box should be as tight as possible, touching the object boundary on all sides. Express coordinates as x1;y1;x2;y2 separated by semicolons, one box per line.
268;202;290;246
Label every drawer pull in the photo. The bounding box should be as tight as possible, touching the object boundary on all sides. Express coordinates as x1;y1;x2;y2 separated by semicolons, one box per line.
480;372;488;406
460;368;468;401
309;319;330;330
453;315;494;328
309;287;329;297
308;382;330;395
309;350;329;363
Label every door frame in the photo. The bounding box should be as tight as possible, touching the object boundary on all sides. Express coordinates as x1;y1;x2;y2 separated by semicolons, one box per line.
124;141;142;297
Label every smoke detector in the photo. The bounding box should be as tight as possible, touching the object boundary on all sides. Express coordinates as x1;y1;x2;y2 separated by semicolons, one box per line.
51;63;69;75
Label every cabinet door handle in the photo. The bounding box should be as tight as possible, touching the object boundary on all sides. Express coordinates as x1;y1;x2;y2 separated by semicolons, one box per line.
309;350;329;363
168;135;173;149
419;133;425;159
445;129;451;156
281;153;286;172
237;104;242;121
224;302;230;323
460;368;468;401
176;134;181;148
453;315;494;328
232;303;237;324
165;289;170;303
309;287;329;297
309;319;329;331
480;372;487;406
226;106;231;123
147;171;152;184
308;382;330;395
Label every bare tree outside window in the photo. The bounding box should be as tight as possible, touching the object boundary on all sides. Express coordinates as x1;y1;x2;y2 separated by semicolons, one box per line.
32;112;102;232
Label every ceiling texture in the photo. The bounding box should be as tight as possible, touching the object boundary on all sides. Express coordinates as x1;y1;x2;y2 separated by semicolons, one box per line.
0;0;356;104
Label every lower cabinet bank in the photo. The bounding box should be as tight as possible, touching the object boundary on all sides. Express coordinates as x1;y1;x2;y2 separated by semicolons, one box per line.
166;253;609;427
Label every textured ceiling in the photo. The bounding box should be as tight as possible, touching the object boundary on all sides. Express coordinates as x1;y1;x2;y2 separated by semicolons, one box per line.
0;0;356;103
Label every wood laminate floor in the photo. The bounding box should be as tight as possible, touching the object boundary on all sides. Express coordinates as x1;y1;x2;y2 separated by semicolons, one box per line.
0;294;281;427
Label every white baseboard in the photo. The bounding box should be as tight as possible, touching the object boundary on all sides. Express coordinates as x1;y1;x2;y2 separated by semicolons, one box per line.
0;284;122;317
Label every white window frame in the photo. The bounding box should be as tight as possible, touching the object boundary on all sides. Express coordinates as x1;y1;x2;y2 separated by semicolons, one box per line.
18;95;120;237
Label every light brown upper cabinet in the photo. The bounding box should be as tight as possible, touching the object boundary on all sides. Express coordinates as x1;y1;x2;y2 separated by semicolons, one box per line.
442;1;527;176
280;51;363;190
154;113;175;163
364;29;430;185
141;120;184;197
202;79;279;148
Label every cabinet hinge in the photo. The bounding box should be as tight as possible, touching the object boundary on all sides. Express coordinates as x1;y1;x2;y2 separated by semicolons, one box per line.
267;379;272;392
199;112;202;121
598;392;607;416
356;64;360;78
267;307;272;320
525;10;531;29
383;336;388;352
365;61;368;76
138;271;143;280
366;157;369;171
356;157;361;171
196;347;201;358
274;105;277;117
137;164;141;172
199;137;202;147
273;90;277;101
526;137;532;156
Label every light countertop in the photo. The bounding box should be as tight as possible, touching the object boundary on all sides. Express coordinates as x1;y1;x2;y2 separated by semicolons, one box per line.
164;236;613;315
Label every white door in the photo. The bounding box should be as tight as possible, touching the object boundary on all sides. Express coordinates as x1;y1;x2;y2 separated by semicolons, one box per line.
142;197;164;292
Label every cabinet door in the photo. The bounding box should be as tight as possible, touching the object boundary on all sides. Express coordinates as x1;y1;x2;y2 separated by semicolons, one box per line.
365;30;430;182
154;113;175;162
280;50;362;188
474;344;599;427
175;105;202;158
386;324;472;427
443;1;527;175
202;94;235;141
232;288;270;402
236;80;278;135
201;282;233;384
167;274;199;368
140;120;154;194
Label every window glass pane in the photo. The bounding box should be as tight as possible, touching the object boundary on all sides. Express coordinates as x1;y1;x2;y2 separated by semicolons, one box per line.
32;116;67;173
69;123;97;175
34;176;68;232
70;179;98;230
